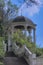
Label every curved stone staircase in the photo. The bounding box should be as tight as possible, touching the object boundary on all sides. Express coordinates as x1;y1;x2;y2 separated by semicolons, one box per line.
4;52;28;65
3;43;36;65
12;43;36;65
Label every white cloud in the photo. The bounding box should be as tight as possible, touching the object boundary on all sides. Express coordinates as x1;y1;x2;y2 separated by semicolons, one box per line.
18;0;43;16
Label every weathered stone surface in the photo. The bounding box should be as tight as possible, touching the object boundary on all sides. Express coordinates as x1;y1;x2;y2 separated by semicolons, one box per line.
36;57;43;65
4;57;28;65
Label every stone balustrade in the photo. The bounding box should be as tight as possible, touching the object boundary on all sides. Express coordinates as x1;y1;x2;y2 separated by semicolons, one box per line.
12;43;25;56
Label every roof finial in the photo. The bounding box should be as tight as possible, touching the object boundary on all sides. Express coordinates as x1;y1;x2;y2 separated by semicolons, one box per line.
21;8;22;16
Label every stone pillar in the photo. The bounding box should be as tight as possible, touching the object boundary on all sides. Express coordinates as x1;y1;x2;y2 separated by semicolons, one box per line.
24;26;27;44
28;29;32;42
11;25;14;35
25;26;27;36
8;31;12;52
3;40;6;52
33;28;36;43
29;54;36;65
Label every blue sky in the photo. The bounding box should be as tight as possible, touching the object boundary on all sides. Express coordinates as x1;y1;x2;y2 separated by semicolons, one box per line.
10;0;43;47
30;7;43;48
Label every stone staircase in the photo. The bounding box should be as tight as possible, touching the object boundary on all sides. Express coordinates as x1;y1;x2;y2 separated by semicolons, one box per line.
12;43;36;65
4;52;28;65
3;43;36;65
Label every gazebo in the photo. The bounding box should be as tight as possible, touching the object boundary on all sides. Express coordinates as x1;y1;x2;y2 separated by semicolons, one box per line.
5;16;36;52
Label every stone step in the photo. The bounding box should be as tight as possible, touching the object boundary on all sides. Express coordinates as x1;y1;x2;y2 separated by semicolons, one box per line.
4;51;29;65
5;51;17;57
4;57;29;65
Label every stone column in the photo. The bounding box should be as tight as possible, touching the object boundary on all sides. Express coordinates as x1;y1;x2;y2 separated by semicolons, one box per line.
28;29;32;42
11;25;14;35
8;30;12;52
25;26;27;37
3;40;6;52
33;28;36;43
24;26;27;44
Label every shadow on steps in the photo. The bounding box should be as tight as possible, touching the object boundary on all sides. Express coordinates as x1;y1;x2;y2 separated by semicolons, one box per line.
5;51;17;57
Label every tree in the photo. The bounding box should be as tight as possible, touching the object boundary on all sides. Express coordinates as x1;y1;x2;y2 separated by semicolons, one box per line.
0;0;18;36
0;1;4;36
0;0;38;36
0;0;38;21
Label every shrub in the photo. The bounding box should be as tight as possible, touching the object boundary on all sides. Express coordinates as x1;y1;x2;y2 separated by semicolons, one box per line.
0;37;5;57
12;30;43;56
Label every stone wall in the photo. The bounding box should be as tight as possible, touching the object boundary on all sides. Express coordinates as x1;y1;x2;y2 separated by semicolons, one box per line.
30;55;43;65
36;57;43;65
29;54;43;65
23;46;43;65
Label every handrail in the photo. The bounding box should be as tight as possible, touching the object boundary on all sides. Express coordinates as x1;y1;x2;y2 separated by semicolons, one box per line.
12;43;32;56
24;45;32;55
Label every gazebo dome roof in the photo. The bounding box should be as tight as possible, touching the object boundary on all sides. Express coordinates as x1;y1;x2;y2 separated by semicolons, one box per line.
12;16;36;29
13;16;36;26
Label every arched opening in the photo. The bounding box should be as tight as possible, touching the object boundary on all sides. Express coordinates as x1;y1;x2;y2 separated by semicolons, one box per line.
27;26;32;30
14;25;25;30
